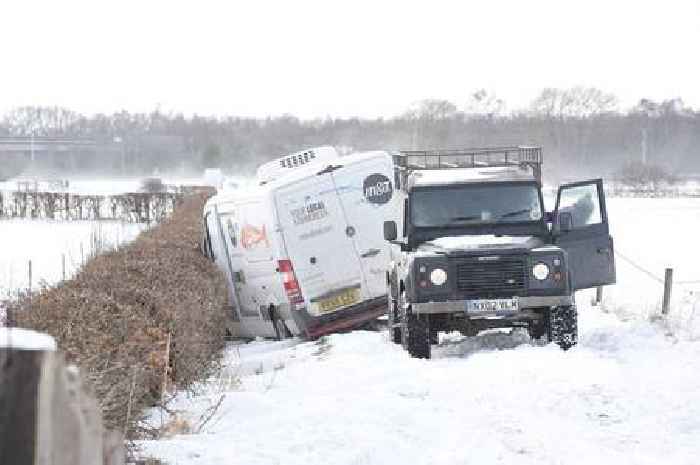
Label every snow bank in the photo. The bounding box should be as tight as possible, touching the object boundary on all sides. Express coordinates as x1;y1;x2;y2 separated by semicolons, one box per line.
0;327;56;351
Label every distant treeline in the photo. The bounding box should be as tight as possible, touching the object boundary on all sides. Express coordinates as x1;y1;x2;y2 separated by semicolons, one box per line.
2;87;699;182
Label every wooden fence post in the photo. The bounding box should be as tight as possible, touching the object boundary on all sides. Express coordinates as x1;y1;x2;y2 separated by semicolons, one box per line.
662;268;673;315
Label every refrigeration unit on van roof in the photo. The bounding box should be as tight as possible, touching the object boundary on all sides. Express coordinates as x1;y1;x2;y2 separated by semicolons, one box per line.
256;146;340;185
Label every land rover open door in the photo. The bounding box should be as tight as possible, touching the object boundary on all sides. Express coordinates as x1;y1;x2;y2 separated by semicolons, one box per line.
553;178;616;290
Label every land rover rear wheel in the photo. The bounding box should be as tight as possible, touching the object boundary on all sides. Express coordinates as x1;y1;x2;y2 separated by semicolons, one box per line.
548;305;578;350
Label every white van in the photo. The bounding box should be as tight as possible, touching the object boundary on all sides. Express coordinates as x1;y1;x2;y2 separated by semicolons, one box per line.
202;147;399;339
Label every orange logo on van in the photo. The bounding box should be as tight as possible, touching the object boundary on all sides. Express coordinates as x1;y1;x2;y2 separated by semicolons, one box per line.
241;224;270;249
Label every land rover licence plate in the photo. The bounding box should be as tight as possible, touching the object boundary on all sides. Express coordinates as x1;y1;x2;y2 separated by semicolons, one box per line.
465;297;518;313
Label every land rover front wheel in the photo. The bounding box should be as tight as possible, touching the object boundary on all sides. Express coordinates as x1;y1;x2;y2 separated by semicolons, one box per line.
400;294;431;359
548;305;578;350
388;297;402;344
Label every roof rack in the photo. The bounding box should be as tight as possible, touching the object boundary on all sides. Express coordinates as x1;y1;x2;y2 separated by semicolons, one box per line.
394;146;543;183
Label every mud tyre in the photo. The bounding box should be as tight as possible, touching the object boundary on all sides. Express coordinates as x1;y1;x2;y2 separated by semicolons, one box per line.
388;297;402;344
548;305;578;350
400;295;431;359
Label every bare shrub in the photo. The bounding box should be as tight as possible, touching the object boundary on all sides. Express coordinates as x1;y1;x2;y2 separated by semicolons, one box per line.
140;177;165;193
11;192;228;438
616;161;677;191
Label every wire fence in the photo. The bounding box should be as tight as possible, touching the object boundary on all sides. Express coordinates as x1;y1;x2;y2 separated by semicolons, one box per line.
610;248;700;336
614;248;700;287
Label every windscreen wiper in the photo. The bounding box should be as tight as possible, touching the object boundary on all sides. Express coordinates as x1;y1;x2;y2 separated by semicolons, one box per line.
498;208;531;220
449;215;480;223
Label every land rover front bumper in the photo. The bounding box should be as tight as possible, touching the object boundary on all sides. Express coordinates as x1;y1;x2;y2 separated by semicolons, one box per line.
411;295;573;315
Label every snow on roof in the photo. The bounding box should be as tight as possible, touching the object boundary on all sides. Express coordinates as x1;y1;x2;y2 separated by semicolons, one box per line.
0;327;57;351
410;166;535;188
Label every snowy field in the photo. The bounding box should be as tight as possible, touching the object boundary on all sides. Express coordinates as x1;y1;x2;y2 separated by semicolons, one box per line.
0;174;246;299
139;196;700;465
0;178;147;298
0;219;145;297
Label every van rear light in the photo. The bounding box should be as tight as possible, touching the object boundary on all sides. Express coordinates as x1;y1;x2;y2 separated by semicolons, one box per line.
278;259;304;304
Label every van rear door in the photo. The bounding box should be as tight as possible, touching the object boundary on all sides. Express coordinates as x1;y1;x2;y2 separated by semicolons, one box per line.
274;173;363;317
331;153;396;299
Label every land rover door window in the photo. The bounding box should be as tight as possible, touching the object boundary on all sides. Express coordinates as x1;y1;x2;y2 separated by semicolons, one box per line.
554;179;615;290
557;183;603;227
411;184;543;228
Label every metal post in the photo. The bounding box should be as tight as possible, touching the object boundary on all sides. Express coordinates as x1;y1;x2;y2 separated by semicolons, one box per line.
595;286;603;306
28;259;32;294
662;268;673;315
62;254;66;281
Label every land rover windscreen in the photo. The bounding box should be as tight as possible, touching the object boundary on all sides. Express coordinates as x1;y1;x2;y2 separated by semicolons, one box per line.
408;181;548;243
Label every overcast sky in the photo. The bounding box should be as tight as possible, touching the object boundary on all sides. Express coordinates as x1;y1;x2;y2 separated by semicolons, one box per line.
0;0;698;119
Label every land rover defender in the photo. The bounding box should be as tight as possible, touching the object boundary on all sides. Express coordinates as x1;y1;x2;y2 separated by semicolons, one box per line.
384;147;616;358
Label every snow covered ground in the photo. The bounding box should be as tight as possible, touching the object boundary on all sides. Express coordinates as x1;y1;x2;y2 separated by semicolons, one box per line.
141;319;700;465
138;196;700;465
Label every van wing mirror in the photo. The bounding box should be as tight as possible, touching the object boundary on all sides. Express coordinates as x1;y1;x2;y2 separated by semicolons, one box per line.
383;220;398;241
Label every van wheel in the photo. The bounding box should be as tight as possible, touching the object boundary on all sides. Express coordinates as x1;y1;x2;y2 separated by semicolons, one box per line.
275;319;291;340
548;305;578;350
270;307;291;340
429;329;439;345
400;294;431;359
388;297;401;344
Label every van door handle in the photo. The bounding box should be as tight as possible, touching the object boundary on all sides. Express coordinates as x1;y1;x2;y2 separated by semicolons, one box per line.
361;248;381;258
316;164;343;175
597;247;611;254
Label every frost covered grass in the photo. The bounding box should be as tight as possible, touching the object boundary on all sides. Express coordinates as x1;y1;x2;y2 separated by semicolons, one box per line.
138;195;700;464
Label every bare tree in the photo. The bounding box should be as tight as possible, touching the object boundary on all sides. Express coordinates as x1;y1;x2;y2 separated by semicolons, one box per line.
530;87;618;119
464;89;506;119
2;106;82;136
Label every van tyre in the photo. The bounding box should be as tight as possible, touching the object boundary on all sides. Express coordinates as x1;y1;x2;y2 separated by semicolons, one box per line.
400;296;431;359
548;305;578;350
429;329;439;345
270;306;291;340
274;319;291;340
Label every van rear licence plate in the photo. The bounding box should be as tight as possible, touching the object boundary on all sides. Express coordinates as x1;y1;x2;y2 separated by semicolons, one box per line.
465;297;518;313
317;288;361;314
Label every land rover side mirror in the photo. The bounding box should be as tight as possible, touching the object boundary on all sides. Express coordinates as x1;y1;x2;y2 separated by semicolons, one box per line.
383;220;398;241
558;211;573;233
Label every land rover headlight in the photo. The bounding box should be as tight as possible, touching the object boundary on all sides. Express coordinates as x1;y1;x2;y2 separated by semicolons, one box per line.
532;262;550;281
430;268;448;286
